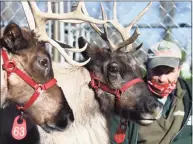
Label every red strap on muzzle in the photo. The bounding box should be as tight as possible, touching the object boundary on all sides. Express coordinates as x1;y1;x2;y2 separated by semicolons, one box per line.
89;72;143;144
89;72;143;108
1;48;57;111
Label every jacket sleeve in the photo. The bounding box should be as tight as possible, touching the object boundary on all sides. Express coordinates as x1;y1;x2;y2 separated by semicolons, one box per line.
170;124;192;144
171;78;192;144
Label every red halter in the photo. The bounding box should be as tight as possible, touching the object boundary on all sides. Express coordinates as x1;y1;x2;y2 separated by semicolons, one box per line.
1;48;57;111
89;72;143;108
89;71;144;143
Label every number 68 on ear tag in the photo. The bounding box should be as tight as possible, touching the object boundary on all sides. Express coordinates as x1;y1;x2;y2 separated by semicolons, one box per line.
11;115;27;140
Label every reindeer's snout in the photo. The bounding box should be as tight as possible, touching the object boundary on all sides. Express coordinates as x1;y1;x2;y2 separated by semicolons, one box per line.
55;107;74;130
135;96;163;125
49;87;74;131
137;96;162;114
42;107;74;133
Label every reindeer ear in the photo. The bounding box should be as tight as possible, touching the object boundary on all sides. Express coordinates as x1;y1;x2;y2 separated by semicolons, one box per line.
1;23;28;53
54;39;72;48
78;37;89;48
78;37;94;60
134;42;143;51
126;42;143;54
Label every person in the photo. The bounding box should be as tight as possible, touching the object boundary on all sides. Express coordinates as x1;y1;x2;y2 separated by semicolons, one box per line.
110;40;192;144
137;40;192;144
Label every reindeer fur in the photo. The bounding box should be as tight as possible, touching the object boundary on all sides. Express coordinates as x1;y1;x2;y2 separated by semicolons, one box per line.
38;62;110;144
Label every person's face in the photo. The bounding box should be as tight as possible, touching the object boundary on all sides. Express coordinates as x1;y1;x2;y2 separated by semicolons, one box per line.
148;65;181;84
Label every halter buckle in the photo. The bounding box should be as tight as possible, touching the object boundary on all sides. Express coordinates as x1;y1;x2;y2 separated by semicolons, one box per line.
89;78;101;90
115;89;123;97
34;84;45;94
2;60;16;73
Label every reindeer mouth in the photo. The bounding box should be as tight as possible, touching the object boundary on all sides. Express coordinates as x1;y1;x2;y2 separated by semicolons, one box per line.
41;123;62;133
136;108;163;125
132;116;159;125
137;119;155;125
41;120;72;133
122;106;163;125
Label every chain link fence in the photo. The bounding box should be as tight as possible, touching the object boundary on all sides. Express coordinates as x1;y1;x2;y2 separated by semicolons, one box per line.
0;1;192;78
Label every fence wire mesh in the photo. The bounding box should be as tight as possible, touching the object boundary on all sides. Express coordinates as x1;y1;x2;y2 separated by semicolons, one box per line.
0;1;192;78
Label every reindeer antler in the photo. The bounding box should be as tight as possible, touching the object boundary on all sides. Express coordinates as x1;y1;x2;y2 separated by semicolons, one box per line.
22;2;107;66
82;1;152;52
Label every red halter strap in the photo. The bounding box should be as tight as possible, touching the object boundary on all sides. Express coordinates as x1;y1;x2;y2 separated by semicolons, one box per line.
89;72;144;144
1;48;57;111
90;72;143;143
89;72;143;108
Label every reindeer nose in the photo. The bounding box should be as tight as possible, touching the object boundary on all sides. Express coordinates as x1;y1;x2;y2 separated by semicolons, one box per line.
55;108;74;130
60;108;74;121
137;96;163;114
66;109;74;122
143;98;163;119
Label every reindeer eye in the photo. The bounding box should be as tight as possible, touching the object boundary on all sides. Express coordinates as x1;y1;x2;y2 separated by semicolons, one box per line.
109;67;118;73
108;63;119;73
39;58;48;68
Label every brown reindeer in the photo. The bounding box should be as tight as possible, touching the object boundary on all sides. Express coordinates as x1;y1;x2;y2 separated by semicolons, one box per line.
1;1;107;135
59;1;163;124
0;23;74;133
21;1;164;144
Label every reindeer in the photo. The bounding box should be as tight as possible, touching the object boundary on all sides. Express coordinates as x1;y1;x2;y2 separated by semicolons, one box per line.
0;2;108;144
0;23;76;136
20;1;163;144
1;0;108;128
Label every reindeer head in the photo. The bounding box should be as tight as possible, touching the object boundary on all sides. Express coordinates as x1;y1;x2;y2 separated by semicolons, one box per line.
78;37;162;124
77;2;163;125
0;23;74;132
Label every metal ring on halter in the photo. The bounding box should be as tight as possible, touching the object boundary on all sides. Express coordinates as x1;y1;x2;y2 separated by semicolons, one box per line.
2;60;16;73
34;84;45;94
90;78;101;90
